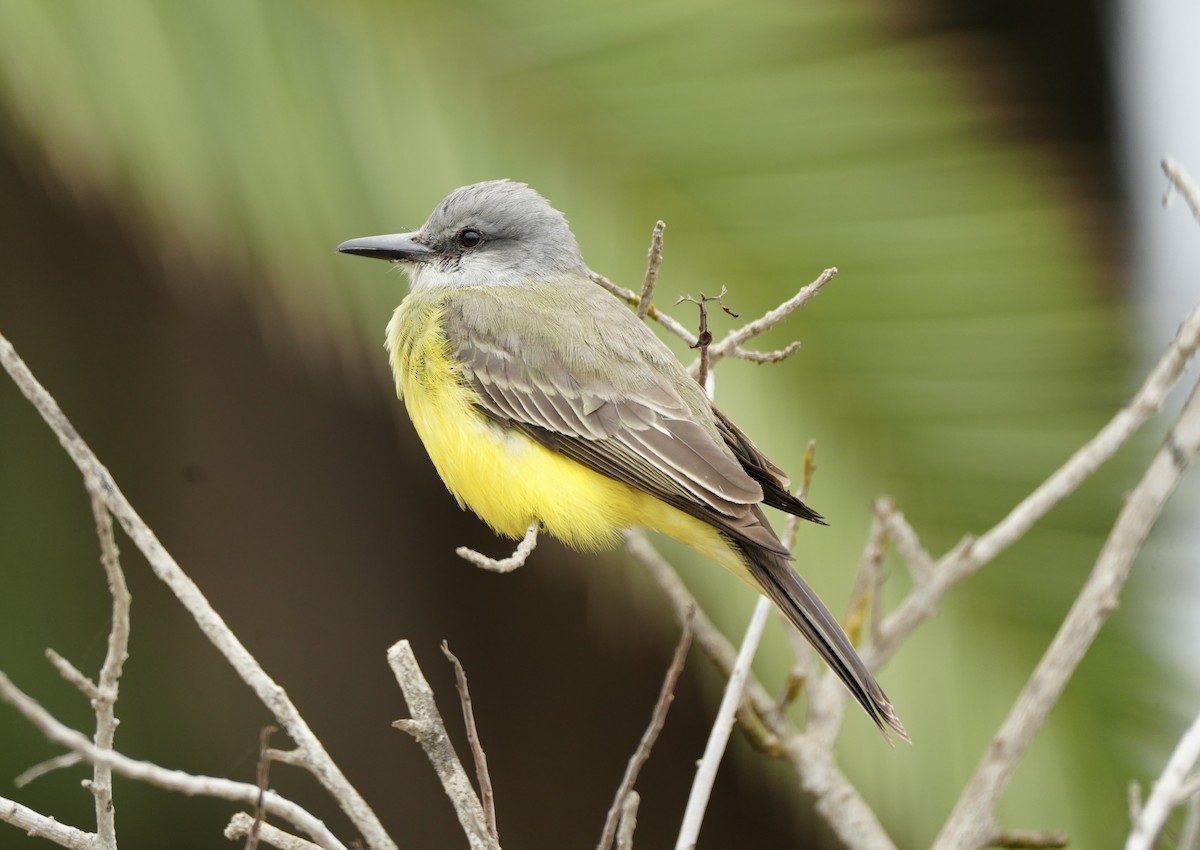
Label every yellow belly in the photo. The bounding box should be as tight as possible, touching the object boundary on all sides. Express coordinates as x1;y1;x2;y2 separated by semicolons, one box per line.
387;295;743;573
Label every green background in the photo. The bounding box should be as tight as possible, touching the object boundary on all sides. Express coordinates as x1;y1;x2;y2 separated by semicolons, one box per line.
0;2;1187;848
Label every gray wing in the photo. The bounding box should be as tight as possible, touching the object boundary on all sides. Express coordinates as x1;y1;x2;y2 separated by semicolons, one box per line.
443;283;811;553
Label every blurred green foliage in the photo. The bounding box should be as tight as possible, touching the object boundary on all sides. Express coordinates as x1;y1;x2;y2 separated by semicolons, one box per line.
0;1;1176;847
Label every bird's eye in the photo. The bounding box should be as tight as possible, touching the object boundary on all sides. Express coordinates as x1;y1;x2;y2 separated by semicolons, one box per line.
457;229;483;249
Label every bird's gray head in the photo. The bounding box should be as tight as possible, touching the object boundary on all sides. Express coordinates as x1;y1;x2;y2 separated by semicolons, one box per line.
336;180;587;291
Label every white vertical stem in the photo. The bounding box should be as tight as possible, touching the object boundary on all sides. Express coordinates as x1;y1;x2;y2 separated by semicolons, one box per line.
674;595;772;850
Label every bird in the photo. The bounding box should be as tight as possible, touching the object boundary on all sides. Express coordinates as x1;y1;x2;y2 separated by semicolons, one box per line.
337;180;906;740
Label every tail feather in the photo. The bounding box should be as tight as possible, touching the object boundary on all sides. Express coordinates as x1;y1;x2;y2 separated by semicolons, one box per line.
740;541;909;743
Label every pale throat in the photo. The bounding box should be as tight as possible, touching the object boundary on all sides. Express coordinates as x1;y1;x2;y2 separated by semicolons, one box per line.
405;258;542;292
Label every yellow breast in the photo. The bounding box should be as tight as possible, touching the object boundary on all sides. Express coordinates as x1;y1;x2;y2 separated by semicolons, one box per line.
385;290;741;573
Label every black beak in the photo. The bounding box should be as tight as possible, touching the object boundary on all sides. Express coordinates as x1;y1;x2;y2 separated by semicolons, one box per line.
336;232;436;262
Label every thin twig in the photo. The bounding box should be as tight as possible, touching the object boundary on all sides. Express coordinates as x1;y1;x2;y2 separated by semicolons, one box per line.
263;748;307;769
226;813;326;850
441;642;499;844
597;610;694;850
778;441;819;709
388;641;499;850
729;340;804;364
638;221;666;320
874;500;935;586
248;726;279;850
588;271;699;345
0;673;346;850
989;828;1070;848
934;373;1200;850
696;267;836;376
1180;794;1200;850
674;596;772;850
621;531;783;753
44;650;99;700
0;332;395;850
89;491;129;850
1129;781;1144;824
865;290;1200;673
1182;773;1200;800
13;753;83;788
843;513;888;649
677;289;738;392
1163;157;1200;219
1127;708;1200;850
457;521;539;573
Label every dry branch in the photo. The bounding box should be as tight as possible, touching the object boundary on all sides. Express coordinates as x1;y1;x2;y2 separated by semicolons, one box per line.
387;641;500;850
0;673;346;850
1127;708;1200;850
934;373;1200;848
225;813;325;850
442;642;499;843
0;331;395;850
597;611;693;850
675;596;773;850
457;520;539;573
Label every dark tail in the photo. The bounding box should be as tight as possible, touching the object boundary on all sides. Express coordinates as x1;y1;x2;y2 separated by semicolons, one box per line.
741;541;909;743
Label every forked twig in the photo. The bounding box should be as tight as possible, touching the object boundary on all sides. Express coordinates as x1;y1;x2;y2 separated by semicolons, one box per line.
0;673;346;850
677;288;738;392
935;373;1200;849
0;331;396;850
388;641;499;850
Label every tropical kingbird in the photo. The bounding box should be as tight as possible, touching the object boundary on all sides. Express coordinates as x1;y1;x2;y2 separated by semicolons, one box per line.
337;180;906;740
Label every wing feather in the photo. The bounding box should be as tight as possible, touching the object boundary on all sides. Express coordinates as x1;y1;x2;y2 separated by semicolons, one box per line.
442;282;819;549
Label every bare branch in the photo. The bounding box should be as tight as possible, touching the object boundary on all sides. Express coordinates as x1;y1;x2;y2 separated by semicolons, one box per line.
621;530;782;744
14;753;83;788
675;595;772;850
597;610;693;850
457;521;539;573
988;828;1069;849
728;340;804;365
1163;156;1200;219
88;491;129;850
677;289;738;393
699;267;836;375
247;727;280;850
1129;779;1144;823
0;331;395;850
0;796;94;849
43;650;99;701
226;813;326;850
866;290;1200;673
615;792;640;850
1180;794;1200;850
638;221;666;320
257;750;302;771
874;500;935;586
0;673;346;850
778;441;819;709
588;270;699;345
934;374;1200;850
778;713;896;850
387;641;500;850
1127;708;1200;850
441;643;499;844
843;512;888;649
